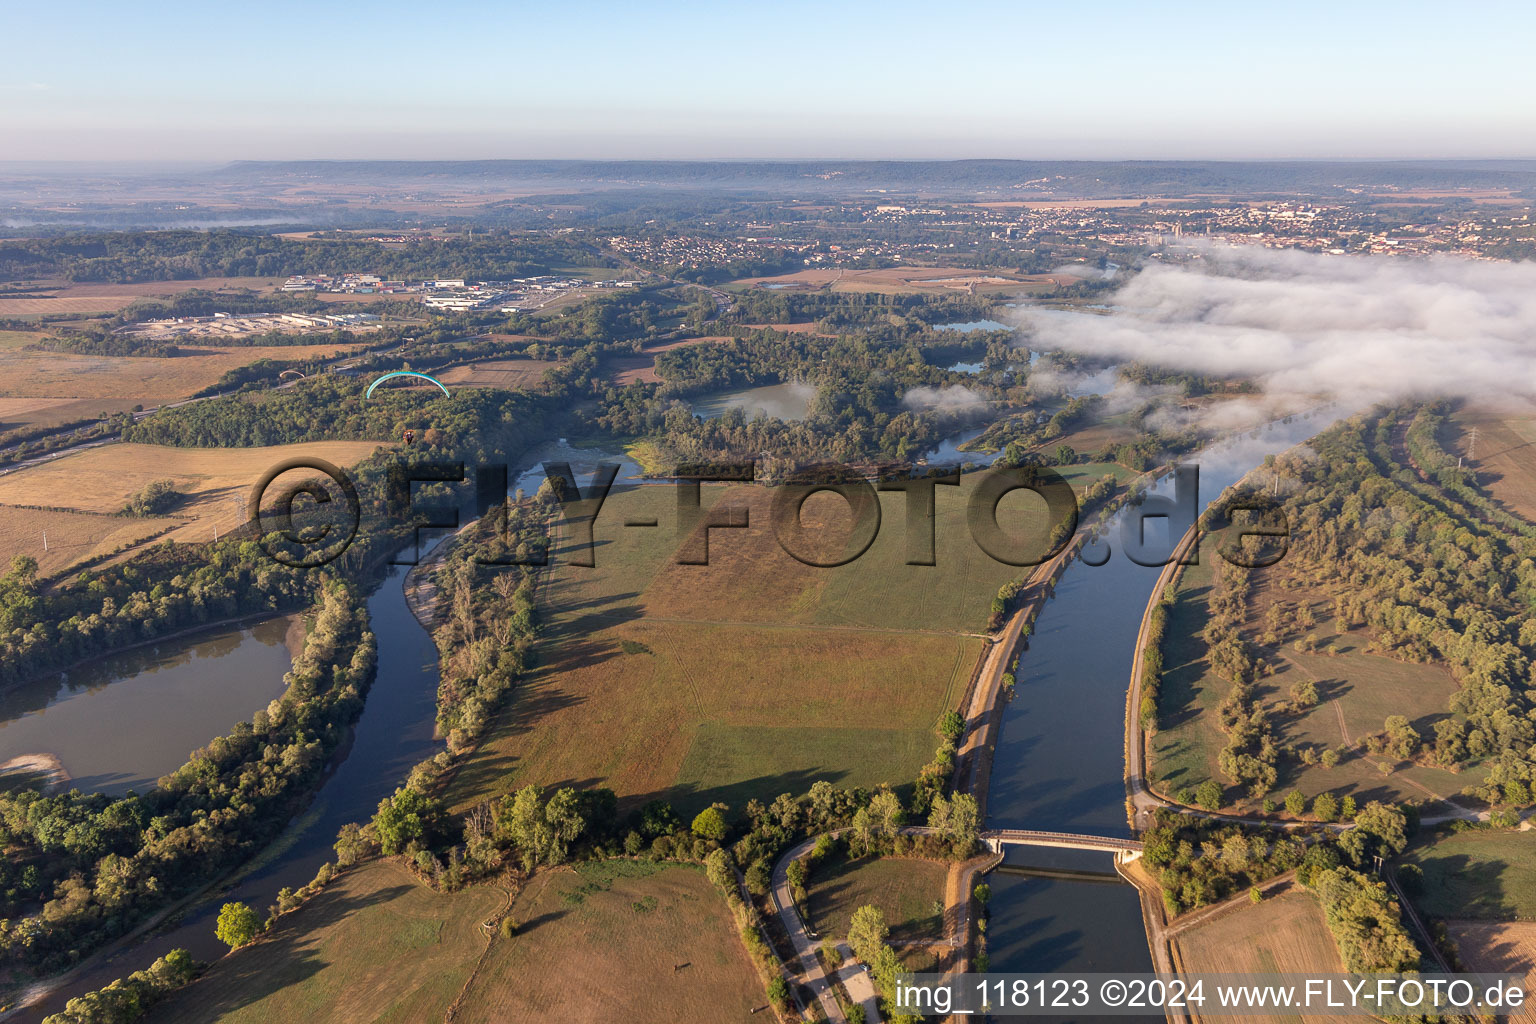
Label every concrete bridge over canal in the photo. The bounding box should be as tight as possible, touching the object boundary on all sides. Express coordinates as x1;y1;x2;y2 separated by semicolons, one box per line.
983;829;1144;861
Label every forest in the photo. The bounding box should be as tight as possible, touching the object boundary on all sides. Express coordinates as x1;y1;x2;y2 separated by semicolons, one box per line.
0;230;611;284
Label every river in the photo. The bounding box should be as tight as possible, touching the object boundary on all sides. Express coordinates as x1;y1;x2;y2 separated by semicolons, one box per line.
24;438;636;1020
20;408;1328;1017
982;411;1336;1002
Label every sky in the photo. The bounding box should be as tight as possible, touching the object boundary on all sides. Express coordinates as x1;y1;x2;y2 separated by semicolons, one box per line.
6;0;1536;162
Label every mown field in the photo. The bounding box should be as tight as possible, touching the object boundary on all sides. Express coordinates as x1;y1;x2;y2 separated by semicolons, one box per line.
145;860;503;1024
1150;539;1472;811
1173;885;1350;1024
435;358;563;392
1403;830;1536;921
0;342;368;405
0;277;285;317
0;441;384;548
452;861;763;1023
445;468;1124;819
805;855;948;945
1450;403;1536;524
0;504;179;578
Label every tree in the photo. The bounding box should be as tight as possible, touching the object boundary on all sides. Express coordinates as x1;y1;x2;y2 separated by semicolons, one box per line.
215;901;261;950
1320;747;1340;769
704;848;733;891
973;883;991;905
767;976;790;1008
931;792;979;853
1195;780;1224;811
691;805;728;842
1284;789;1306;816
543;787;586;864
372;787;434;856
937;709;965;742
1383;716;1421;759
1313;792;1339;822
501;784;553;870
868;789;905;838
334;822;368;867
848;904;889;964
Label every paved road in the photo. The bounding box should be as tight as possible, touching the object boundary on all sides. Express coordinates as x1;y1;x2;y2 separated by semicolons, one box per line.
771;836;845;1023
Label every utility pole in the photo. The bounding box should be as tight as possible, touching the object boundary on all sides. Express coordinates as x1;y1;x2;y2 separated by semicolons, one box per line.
1466;426;1479;462
42;530;47;552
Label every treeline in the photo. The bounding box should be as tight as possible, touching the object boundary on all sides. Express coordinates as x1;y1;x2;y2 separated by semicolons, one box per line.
41;948;196;1024
0;230;609;284
429;501;551;751
0;584;376;973
0;544;311;689
124;374;557;453
722;288;995;330
1144;800;1410;932
1265;410;1536;790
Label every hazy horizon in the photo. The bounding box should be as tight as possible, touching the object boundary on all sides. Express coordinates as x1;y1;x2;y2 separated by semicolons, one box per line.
8;0;1536;162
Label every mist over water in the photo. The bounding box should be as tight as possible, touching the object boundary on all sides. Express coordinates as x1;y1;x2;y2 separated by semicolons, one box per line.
1013;243;1536;416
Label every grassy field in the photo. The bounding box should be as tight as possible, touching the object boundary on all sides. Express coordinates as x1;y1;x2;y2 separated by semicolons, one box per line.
1150;539;1472;811
0;342;367;404
443;464;1138;818
443;468;1130;819
805;856;948;945
1403;830;1536;920
145;861;503;1024
452;861;763;1023
1173;885;1350;1024
0;504;179;578
0;441;384;548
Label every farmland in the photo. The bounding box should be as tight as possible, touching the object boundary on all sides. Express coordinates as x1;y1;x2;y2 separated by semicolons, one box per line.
451;861;763;1023
0;440;384;549
805;855;948;945
435;358;563;391
1172;885;1350;1024
0;342;368;406
0;504;179;578
1402;830;1536;921
1449;403;1536;524
143;860;503;1024
1447;920;1536;985
0;277;286;318
443;467;1122;819
730;266;1066;295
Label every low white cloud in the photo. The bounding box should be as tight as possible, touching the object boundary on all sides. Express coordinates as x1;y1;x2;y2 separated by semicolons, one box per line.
1014;244;1536;409
902;384;989;416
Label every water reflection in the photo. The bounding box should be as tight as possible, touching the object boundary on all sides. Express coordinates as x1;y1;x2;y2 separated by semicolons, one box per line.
0;617;296;796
